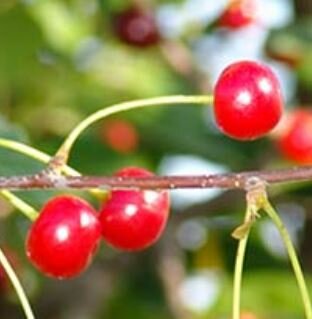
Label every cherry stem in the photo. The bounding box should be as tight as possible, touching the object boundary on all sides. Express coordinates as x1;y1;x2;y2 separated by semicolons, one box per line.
51;95;213;169
232;205;253;319
0;138;55;220
0;190;38;221
0;138;79;176
0;138;104;220
0;247;35;319
263;200;312;319
0;137;80;219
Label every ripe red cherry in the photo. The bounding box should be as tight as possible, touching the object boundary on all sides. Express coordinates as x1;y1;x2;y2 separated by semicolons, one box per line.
26;195;101;279
99;167;170;251
113;7;160;47
213;60;283;140
218;0;257;29
276;109;312;164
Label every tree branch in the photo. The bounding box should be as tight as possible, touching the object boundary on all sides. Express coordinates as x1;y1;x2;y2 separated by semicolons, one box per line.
0;166;311;191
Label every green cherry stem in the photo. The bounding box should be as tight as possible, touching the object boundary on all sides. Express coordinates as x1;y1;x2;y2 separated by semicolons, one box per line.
0;138;78;220
263;200;312;319
0;137;79;221
0;138;103;219
0;247;35;319
0;138;79;176
54;95;213;166
232;206;253;319
0;190;38;221
0;138;104;199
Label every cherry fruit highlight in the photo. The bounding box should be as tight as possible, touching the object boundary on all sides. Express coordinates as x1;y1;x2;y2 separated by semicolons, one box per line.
26;195;101;279
213;60;283;140
99;167;170;251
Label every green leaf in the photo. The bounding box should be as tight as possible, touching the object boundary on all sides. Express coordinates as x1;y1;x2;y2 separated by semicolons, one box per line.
0;5;44;82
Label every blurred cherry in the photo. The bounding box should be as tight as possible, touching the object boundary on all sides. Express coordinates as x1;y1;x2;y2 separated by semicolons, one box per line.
113;7;160;47
218;0;257;29
100;119;139;153
276;109;312;164
240;311;259;319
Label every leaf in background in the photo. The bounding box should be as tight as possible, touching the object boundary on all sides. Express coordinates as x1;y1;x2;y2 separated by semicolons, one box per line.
266;18;312;69
134;106;265;169
0;115;42;176
0;116;29;142
213;271;312;317
28;0;91;55
0;4;44;82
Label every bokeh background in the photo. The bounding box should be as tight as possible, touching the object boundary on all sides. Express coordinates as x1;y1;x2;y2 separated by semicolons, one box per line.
0;0;312;318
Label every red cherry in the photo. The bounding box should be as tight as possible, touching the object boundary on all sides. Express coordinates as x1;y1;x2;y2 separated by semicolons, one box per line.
99;167;170;251
26;195;101;279
218;0;257;29
213;60;283;140
276;110;312;164
100;119;139;154
113;7;160;47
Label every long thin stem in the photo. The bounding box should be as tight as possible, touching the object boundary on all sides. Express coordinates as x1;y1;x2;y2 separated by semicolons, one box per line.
0;138;52;219
0;138;55;220
0;138;104;200
0;247;35;319
263;200;312;319
54;95;213;164
0;190;38;221
232;207;253;319
0;138;99;219
0;138;79;176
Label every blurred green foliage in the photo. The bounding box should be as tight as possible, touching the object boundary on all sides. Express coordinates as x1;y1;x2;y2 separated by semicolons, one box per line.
0;1;312;319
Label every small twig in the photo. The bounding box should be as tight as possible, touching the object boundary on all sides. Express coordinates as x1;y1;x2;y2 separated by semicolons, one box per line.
232;207;252;319
53;95;213;169
263;201;312;319
0;166;311;190
0;190;38;220
232;177;265;319
0;248;35;319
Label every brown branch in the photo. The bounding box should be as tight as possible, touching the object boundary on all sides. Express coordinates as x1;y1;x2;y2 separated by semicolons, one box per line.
0;166;312;191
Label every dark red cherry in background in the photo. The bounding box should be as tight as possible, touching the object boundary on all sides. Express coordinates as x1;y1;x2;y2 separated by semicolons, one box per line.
26;195;101;279
276;109;312;164
113;7;160;47
213;60;283;140
218;0;257;29
99;167;170;251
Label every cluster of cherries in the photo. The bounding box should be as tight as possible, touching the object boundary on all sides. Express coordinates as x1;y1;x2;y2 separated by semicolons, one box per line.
109;0;312;164
112;0;257;48
26;59;285;279
26;167;170;279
